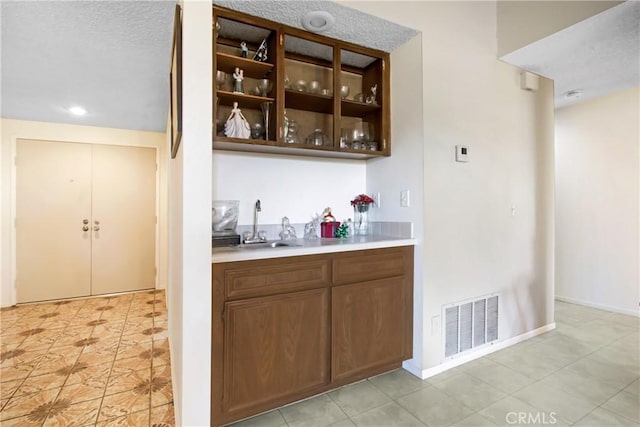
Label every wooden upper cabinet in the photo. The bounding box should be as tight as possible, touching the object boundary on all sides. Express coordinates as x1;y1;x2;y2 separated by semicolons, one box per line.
212;6;390;159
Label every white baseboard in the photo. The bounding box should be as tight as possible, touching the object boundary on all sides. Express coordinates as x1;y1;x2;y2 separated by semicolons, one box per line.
404;323;556;380
555;296;640;317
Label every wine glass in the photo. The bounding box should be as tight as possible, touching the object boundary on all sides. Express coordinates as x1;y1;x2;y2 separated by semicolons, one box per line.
340;85;350;99
215;71;227;90
256;79;273;97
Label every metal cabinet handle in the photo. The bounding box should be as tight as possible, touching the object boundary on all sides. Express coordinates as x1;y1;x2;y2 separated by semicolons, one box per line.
94;220;100;225
93;225;100;231
82;225;89;232
83;219;89;224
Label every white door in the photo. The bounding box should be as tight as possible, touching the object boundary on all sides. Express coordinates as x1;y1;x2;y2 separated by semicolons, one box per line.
16;139;157;303
16;140;92;303
91;144;157;295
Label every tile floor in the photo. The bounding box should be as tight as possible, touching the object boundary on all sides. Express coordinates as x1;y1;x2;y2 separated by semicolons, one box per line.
0;290;174;426
229;300;639;427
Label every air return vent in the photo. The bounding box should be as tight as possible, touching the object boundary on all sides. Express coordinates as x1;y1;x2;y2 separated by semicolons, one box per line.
444;295;499;358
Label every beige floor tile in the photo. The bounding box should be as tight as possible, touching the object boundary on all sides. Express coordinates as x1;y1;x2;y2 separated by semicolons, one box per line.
111;355;152;375
513;381;598;424
351;401;424;427
58;379;108;403
623;379;639;396
152;338;171;367
75;348;117;367
397;385;474;426
280;394;349;427
538;366;621;405
601;391;639;423
115;339;152;361
574;407;638;427
0;414;43;426
151;365;172;407
368;369;429;399
0;348;45;368
14;371;67;397
0;378;23;400
0;362;36;383
42;396;102;426
451;413;498;426
432;372;507;411
0;387;60;421
98;388;151;421
96;408;150;426
328;380;391;417
464;358;534;393
106;367;150;396
65;361;112;386
481;396;571;427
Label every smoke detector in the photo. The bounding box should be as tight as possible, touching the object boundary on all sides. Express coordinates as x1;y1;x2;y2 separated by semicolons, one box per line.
301;11;335;33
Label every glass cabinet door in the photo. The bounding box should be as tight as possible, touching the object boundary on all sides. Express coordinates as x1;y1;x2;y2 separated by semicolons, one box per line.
282;35;334;150
338;48;386;154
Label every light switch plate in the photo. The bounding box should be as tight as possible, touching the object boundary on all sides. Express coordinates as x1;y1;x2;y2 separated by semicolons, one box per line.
456;145;469;162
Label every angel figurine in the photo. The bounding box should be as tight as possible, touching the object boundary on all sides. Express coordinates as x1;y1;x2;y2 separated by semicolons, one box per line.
224;102;251;139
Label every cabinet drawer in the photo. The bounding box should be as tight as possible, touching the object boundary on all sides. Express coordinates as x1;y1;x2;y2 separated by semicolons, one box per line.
333;247;407;285
225;258;330;299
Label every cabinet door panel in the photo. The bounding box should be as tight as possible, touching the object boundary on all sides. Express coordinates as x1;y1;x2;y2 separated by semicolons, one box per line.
225;259;329;300
333;248;406;285
223;288;330;417
332;277;406;381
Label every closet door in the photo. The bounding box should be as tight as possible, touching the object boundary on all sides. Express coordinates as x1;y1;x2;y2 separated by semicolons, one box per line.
16;139;92;303
90;144;156;295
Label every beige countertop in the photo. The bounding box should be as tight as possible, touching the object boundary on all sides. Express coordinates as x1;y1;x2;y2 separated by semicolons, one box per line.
212;235;416;263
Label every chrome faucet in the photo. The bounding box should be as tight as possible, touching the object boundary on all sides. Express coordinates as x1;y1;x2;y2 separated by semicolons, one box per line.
243;199;267;244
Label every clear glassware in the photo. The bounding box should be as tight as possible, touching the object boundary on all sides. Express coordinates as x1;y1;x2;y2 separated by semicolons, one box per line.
215;71;227;90
256;79;273;97
285;120;300;144
305;129;329;146
340;85;350;99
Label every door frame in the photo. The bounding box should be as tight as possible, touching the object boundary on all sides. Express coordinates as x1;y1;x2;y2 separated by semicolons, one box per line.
6;128;166;307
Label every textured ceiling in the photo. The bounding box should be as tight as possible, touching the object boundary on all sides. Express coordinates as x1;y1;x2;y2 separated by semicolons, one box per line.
1;1;175;132
501;1;640;109
213;0;418;54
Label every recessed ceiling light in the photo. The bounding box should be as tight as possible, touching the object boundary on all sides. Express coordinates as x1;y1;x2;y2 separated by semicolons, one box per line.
68;106;87;116
301;11;335;33
564;90;582;99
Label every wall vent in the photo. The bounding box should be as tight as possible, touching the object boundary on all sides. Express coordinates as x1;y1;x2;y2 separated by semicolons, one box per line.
444;294;499;358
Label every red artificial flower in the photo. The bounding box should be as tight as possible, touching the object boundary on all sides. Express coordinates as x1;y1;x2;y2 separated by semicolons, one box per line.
350;194;375;206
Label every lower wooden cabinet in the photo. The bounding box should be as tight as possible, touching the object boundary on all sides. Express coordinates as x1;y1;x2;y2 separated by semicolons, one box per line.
223;289;330;417
212;246;413;426
332;277;408;381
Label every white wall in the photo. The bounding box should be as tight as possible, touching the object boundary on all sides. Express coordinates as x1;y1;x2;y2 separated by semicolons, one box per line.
555;87;640;316
212;151;366;226
365;33;426;373
342;0;555;375
0;118;168;307
166;0;212;425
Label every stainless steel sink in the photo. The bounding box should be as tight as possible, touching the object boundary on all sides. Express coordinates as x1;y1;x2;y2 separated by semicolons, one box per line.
237;241;302;249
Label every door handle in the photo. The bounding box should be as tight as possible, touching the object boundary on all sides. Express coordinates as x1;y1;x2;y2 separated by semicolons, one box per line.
82;225;89;232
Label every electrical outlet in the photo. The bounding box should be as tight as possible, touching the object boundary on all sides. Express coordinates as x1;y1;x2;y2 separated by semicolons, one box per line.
400;190;410;207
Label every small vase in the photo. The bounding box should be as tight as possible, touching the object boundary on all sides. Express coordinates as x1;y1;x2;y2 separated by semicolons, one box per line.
353;204;370;235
